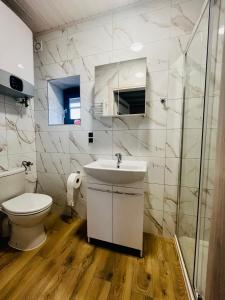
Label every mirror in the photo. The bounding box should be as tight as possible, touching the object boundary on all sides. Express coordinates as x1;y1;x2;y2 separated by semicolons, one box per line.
48;75;81;125
94;58;146;117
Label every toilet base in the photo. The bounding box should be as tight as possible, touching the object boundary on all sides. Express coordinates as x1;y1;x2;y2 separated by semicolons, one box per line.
9;223;47;251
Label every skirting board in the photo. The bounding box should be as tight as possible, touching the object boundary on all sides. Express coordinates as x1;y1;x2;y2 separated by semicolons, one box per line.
174;235;196;300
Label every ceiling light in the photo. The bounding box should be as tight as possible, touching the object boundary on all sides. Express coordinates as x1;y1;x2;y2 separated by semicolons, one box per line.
219;26;224;35
17;63;24;69
130;42;143;52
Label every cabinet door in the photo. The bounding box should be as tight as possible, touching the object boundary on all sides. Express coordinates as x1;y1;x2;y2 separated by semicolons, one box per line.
113;187;144;250
87;183;113;243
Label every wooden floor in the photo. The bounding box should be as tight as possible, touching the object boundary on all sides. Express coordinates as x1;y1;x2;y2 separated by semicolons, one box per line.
0;214;188;300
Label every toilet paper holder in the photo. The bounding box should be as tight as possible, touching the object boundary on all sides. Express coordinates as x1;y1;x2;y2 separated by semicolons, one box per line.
67;172;82;207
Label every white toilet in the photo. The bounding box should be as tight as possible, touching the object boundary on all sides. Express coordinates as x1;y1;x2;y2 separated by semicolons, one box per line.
0;168;53;251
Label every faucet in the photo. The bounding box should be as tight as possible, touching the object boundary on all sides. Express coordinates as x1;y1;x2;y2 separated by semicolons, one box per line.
115;153;122;168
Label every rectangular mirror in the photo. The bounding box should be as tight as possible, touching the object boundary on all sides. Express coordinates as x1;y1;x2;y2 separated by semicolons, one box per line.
48;75;81;125
94;58;146;117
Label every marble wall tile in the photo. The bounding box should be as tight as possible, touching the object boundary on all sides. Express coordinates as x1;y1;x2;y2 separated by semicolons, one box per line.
69;130;112;155
183;97;204;129
168;56;184;100
144;209;163;235
0;130;7;156
7;130;36;155
34;88;48;111
147;71;169;102
0;156;8;171
69;25;113;57
70;153;95;175
0;94;37;189
164;185;178;213
144;183;164;211
37;152;70;174
179;186;199;216
165;158;180;186
171;1;205;37
180;158;200;188
145;157;165;185
166;99;183;129
112;39;170;72
182;128;202;159
113;7;171;50
36;131;69;153
178;213;197;238
5;103;35;132
113;130;166;157
166;129;181;158
163;211;177;237
169;35;190;67
113;100;167;130
202;188;213;219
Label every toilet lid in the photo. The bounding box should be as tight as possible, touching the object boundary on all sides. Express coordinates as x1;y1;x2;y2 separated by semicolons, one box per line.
2;193;53;215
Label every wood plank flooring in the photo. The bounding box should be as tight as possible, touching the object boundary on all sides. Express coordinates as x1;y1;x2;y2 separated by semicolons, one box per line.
0;214;188;300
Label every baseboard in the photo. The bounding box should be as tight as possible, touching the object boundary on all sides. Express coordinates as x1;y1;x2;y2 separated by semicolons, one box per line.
174;235;196;300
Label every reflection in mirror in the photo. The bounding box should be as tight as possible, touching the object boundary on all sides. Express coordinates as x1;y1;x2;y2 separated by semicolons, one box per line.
114;88;145;115
48;75;80;125
94;58;146;117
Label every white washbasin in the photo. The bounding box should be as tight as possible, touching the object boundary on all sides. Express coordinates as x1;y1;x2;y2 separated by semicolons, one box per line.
84;159;147;184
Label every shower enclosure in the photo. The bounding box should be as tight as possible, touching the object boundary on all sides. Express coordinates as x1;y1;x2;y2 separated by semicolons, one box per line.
176;0;225;298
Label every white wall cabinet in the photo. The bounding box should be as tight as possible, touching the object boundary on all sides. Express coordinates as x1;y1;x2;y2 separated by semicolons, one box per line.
87;180;144;255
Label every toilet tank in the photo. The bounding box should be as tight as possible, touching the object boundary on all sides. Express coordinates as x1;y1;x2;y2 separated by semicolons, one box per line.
0;168;25;204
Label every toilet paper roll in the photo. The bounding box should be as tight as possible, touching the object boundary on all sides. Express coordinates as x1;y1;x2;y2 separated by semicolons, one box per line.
67;172;82;207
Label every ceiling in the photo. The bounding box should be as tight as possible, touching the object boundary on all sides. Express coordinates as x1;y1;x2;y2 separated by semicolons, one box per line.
2;0;139;33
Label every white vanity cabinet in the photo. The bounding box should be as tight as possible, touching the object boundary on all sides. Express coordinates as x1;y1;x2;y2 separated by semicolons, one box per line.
87;180;144;255
87;183;113;243
112;186;144;251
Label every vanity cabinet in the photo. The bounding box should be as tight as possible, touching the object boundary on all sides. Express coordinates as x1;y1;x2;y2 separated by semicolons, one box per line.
112;186;144;251
87;183;112;243
87;181;144;255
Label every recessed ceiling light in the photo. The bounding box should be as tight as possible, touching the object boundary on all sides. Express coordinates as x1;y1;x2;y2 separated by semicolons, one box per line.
219;26;224;35
17;63;24;69
130;42;143;52
135;72;144;78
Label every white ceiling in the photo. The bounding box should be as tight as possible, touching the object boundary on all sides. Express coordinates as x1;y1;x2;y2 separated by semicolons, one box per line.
3;0;140;33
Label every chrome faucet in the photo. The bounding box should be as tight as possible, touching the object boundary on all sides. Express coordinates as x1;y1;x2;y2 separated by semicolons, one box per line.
115;153;122;168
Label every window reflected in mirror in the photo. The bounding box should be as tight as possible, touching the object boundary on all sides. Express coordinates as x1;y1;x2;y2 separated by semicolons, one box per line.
48;75;81;125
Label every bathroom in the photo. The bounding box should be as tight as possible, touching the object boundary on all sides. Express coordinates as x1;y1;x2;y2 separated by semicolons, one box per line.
0;0;224;299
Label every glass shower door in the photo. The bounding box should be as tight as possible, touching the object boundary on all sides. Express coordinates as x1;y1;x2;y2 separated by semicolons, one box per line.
177;3;209;284
194;0;225;297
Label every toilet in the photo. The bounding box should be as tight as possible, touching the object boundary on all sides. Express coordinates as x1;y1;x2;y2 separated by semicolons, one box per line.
0;168;53;251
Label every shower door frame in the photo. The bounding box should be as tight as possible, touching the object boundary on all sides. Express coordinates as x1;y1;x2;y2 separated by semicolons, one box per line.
175;0;215;298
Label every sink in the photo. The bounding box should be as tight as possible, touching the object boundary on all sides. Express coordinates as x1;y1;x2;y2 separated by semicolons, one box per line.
84;159;147;184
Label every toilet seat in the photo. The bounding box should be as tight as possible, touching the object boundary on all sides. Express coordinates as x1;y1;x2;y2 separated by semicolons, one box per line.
2;193;53;216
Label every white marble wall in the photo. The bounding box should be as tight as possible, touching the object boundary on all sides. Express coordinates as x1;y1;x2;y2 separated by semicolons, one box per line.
0;95;37;189
34;0;204;237
48;83;64;125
